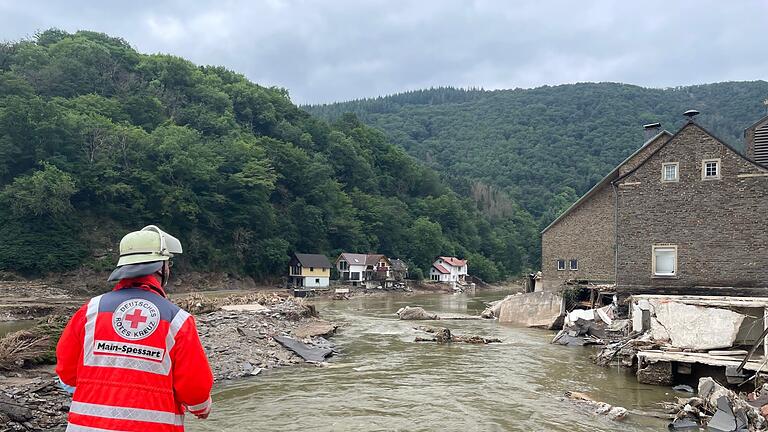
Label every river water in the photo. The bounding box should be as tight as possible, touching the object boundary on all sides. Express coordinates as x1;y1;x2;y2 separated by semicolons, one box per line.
187;290;673;432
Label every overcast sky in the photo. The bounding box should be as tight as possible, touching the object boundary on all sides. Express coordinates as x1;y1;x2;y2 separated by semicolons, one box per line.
1;1;767;104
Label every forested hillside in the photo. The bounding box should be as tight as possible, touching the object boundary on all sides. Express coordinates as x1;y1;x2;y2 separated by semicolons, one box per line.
307;83;768;223
0;30;538;282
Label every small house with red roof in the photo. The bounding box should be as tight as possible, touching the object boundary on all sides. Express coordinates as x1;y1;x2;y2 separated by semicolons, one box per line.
429;256;468;282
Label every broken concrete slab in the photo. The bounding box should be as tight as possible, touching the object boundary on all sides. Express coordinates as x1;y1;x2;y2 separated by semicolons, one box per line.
496;292;564;329
293;320;338;339
273;335;333;363
640;299;745;350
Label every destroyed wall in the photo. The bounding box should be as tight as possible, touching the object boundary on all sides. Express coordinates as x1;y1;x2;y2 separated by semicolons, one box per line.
541;184;615;290
616;123;768;292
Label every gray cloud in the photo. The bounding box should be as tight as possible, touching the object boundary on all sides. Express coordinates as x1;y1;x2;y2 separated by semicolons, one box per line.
1;0;767;103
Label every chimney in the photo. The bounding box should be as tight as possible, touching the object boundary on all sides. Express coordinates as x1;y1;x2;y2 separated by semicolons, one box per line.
643;122;662;141
683;109;700;122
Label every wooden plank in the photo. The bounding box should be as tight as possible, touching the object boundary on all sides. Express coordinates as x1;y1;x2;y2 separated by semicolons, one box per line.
638;350;766;372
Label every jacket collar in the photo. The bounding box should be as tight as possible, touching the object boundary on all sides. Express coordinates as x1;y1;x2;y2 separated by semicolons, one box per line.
113;275;167;297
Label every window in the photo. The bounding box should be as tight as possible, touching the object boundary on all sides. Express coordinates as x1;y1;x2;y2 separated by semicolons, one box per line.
310;267;314;271
702;159;721;180
569;259;578;271
661;162;679;182
339;261;348;270
653;245;677;277
557;260;565;271
315;279;320;284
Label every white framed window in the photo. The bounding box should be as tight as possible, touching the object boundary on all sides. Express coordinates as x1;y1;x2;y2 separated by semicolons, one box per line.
652;245;677;277
557;259;565;271
702;159;721;180
661;162;679;182
569;259;578;271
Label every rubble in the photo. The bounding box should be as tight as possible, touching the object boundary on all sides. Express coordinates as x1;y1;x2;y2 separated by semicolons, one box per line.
666;377;768;431
0;378;69;431
561;391;628;421
413;326;502;344
195;295;331;381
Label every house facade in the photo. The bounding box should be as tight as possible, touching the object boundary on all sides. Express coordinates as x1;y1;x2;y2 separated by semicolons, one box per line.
288;253;332;288
336;253;391;285
541;114;768;296
429;256;468;282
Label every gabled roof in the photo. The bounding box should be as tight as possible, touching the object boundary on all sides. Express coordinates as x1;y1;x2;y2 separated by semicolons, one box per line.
432;264;450;274
744;113;768;134
336;253;391;266
337;253;367;265
541;130;672;234
614;121;768;184
293;253;332;268
439;256;466;267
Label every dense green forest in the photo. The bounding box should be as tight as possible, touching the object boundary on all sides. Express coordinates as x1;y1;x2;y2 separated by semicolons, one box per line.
0;30;538;282
306;83;768;223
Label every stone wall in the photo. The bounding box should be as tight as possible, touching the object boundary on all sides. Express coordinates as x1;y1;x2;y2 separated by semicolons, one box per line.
541;184;615;290
616;123;768;291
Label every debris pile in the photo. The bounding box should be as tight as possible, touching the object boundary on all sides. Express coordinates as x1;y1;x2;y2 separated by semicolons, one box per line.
195;296;333;381
413;326;502;344
667;377;767;431
552;304;628;347
0;378;70;431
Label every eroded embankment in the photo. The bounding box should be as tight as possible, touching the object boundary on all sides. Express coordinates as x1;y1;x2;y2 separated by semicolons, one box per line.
0;291;337;431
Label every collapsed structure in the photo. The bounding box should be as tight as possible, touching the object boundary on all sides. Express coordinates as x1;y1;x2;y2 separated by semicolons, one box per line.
536;111;768;391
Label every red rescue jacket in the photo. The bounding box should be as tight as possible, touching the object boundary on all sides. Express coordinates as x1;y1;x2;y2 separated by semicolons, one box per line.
56;275;213;431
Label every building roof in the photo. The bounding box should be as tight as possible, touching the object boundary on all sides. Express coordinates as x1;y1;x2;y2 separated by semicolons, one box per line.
438;256;467;267
337;253;391;266
614;121;768;184
390;259;408;271
432;264;450;274
744;113;768;134
293;253;332;268
541;130;672;234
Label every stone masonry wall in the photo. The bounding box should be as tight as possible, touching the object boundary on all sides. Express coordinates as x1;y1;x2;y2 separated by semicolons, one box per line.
541;184;615;290
616;123;768;290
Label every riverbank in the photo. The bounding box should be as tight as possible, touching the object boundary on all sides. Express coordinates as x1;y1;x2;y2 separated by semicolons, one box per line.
0;291;338;431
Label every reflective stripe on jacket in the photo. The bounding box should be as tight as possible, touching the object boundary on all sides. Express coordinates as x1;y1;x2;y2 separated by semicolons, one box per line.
56;276;213;432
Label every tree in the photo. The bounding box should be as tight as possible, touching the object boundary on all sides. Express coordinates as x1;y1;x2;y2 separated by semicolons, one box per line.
1;162;77;218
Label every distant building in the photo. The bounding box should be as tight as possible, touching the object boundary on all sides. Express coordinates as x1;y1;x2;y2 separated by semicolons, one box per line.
389;259;409;281
335;253;392;285
288;253;332;288
429;256;468;282
541;113;768;296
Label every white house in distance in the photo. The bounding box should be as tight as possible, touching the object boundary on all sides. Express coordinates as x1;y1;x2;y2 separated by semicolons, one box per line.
335;253;392;286
429;256;468;282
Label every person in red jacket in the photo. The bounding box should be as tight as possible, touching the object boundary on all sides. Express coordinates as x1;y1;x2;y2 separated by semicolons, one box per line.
56;225;213;431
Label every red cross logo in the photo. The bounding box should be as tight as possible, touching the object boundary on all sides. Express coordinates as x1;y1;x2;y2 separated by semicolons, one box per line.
124;308;148;329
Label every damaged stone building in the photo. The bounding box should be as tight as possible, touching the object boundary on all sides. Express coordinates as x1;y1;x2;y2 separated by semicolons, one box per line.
541;112;768;296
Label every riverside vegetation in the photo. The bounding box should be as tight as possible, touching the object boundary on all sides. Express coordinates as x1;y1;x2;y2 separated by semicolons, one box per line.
0;29;536;284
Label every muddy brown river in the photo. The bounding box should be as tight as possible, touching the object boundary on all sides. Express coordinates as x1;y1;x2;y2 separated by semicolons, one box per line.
187;290;674;432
